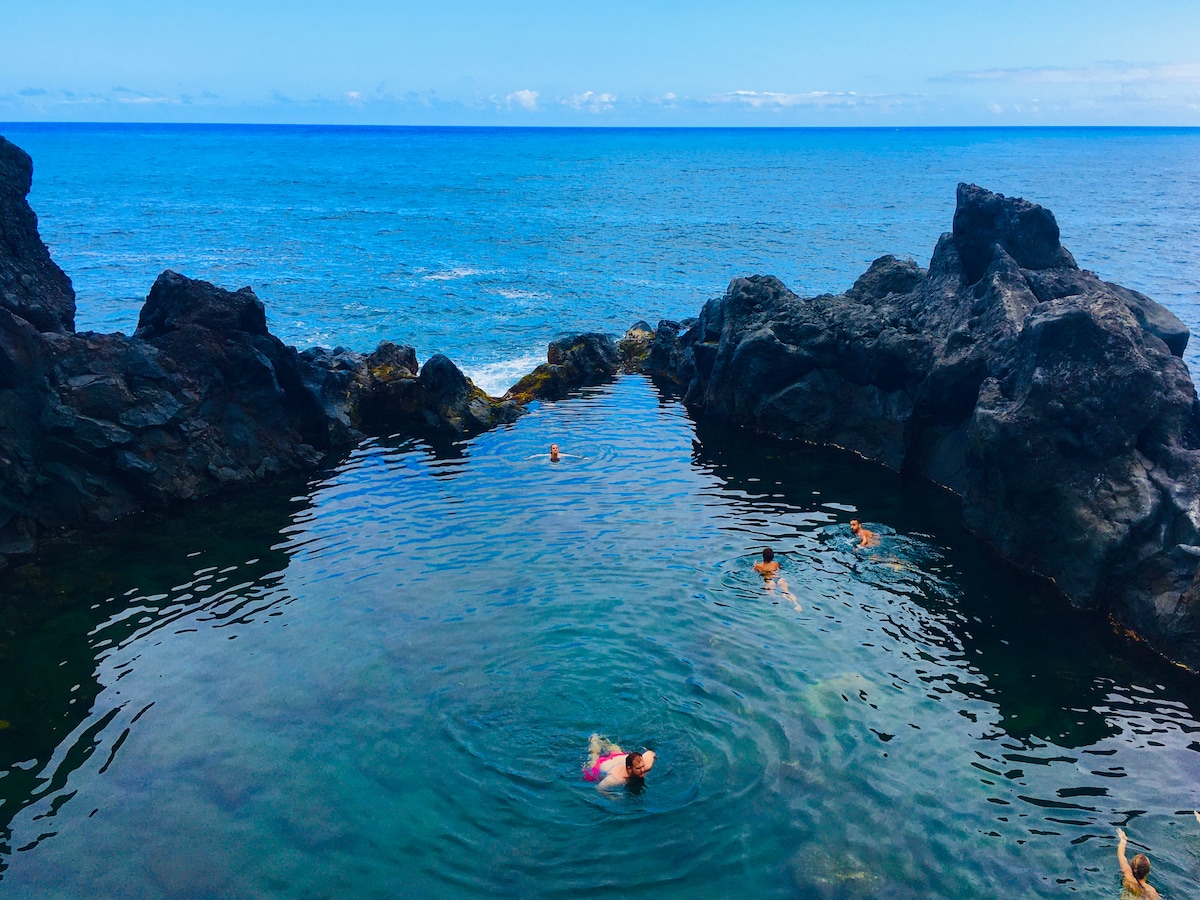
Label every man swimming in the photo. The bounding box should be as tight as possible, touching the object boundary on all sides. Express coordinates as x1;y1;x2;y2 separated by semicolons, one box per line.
753;547;780;576
1116;827;1161;898
754;548;801;610
583;734;655;790
850;519;879;548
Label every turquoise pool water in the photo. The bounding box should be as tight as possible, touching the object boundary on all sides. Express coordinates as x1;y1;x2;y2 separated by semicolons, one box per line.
3;377;1199;897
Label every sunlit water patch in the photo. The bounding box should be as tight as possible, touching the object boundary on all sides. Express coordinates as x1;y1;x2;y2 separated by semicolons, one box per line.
2;377;1200;898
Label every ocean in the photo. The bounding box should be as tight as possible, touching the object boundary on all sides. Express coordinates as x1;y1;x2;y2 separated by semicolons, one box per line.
1;125;1199;898
4;124;1199;393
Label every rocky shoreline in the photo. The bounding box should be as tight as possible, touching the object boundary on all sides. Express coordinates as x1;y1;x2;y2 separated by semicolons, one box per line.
0;134;620;570
4;132;1200;670
626;184;1200;670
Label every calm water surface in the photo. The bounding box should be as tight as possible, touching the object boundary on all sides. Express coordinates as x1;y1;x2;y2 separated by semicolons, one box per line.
2;378;1200;897
2;126;1200;896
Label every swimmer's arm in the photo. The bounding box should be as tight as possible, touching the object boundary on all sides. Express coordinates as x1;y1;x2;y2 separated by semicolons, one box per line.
595;772;624;790
1116;829;1136;887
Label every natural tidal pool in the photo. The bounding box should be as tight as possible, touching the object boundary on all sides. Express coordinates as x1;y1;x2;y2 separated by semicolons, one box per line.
2;376;1200;898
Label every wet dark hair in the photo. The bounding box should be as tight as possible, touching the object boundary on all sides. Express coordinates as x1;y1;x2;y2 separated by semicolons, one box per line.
762;547;774;562
1131;853;1150;881
625;752;643;774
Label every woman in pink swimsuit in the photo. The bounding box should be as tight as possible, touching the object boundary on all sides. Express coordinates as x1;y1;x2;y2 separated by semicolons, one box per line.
583;734;655;789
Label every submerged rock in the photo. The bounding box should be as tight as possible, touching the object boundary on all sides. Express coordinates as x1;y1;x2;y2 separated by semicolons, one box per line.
635;184;1200;670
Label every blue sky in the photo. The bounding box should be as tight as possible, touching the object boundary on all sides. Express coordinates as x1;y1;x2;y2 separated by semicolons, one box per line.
4;0;1199;126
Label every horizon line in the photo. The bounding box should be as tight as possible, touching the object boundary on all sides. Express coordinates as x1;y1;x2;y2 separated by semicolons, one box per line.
4;121;1200;131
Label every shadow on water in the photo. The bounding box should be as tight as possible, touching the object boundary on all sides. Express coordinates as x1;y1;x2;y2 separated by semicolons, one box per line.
0;474;316;866
690;419;1200;747
0;432;482;874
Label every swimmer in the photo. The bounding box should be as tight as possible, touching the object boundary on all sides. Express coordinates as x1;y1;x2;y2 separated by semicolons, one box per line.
583;734;655;790
550;443;560;462
1116;827;1161;899
850;519;879;549
753;547;780;577
753;548;801;611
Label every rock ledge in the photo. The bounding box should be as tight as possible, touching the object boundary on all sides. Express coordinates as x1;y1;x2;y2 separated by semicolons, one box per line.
629;183;1200;670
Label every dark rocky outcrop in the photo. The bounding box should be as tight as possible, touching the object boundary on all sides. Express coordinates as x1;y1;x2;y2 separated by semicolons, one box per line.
0;135;614;570
616;320;655;370
505;332;620;403
0;266;522;565
636;184;1200;670
1;138;76;334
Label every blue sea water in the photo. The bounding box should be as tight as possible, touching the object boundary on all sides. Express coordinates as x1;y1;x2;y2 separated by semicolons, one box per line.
4;124;1199;393
2;125;1200;898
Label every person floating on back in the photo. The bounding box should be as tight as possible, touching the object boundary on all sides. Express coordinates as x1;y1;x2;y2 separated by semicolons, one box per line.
1116;827;1161;898
583;734;655;789
850;519;879;549
753;548;801;611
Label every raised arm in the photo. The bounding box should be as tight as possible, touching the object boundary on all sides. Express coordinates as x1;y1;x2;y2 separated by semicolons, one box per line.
1116;829;1134;882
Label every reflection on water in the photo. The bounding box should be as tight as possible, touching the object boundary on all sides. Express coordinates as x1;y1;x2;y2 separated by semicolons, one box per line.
691;423;1163;750
1;376;1199;898
0;481;310;852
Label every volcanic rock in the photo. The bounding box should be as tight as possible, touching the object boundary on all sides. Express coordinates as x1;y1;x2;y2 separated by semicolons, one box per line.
505;332;620;402
0;136;75;333
638;184;1200;669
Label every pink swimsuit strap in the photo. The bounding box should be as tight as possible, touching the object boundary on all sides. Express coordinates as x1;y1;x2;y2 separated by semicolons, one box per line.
584;750;626;781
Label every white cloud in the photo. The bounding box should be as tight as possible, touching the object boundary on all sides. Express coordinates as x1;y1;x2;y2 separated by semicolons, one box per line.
108;88;179;105
344;90;363;107
562;90;617;113
938;61;1200;85
505;89;538;111
643;91;679;108
708;90;911;110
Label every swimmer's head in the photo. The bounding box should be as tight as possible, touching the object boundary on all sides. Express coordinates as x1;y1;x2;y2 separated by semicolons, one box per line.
550;443;560;461
626;750;655;779
762;548;774;563
850;519;861;533
1131;853;1150;881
